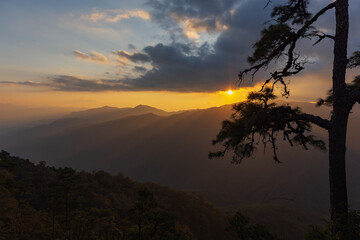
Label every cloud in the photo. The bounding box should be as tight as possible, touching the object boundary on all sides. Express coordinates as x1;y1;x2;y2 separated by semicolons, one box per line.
171;14;228;39
129;0;360;93
6;0;360;94
128;44;136;50
82;9;150;23
120;42;242;92
0;81;44;87
73;50;108;63
133;66;147;73
0;1;280;93
112;50;151;63
0;76;132;92
147;0;239;20
146;0;237;40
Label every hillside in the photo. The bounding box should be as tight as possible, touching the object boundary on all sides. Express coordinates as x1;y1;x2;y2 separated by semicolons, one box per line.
0;151;233;240
1;103;360;216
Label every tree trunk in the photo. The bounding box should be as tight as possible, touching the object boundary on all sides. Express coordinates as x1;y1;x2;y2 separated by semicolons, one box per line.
65;188;69;240
52;211;55;240
330;0;349;238
329;126;348;237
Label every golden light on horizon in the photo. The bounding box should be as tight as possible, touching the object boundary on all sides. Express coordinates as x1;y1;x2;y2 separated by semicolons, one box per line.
0;85;262;112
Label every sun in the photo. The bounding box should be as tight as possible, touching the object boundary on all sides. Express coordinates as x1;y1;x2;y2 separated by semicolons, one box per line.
227;90;233;95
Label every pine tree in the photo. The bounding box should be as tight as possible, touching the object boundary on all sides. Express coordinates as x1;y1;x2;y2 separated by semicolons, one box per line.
211;1;360;238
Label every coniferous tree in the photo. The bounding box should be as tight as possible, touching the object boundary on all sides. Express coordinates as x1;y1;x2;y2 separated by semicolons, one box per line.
211;0;360;238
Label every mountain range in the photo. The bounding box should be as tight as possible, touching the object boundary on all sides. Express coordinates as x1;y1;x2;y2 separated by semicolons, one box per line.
1;103;359;218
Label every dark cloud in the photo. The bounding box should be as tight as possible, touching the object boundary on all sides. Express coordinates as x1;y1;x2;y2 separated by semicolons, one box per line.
48;75;132;91
130;0;360;92
128;44;136;50
147;0;238;20
133;66;147;73
0;81;44;87
1;76;133;92
113;50;151;63
116;0;272;92
189;18;223;32
146;0;239;41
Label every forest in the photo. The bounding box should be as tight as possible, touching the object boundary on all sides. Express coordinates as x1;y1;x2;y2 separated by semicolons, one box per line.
0;150;233;240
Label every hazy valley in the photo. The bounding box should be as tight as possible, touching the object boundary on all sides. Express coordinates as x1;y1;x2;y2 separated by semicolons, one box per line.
2;103;360;219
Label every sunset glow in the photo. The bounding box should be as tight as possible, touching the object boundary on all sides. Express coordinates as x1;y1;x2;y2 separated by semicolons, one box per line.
0;0;357;111
0;2;359;239
0;87;259;111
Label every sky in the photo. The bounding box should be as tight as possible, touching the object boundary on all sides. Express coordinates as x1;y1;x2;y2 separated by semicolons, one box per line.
0;0;359;111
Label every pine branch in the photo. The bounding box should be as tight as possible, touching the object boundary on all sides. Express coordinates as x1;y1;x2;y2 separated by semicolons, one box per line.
210;88;327;162
348;51;360;69
295;113;331;130
239;2;336;89
347;88;360;111
318;76;360;112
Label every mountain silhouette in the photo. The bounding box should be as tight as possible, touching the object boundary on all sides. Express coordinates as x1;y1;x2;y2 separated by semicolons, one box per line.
1;103;359;216
63;104;174;123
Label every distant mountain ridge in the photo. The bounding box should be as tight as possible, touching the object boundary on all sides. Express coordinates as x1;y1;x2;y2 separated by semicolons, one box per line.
1;102;359;219
7;105;179;141
63;104;176;123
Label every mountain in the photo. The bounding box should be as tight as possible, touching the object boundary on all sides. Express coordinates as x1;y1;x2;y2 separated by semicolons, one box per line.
3;104;177;143
1;103;360;218
63;104;175;123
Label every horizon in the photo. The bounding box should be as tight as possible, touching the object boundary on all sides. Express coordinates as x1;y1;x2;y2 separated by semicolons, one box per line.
0;97;321;113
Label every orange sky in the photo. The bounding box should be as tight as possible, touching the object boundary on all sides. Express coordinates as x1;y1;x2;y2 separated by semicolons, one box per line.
0;72;334;111
0;87;258;111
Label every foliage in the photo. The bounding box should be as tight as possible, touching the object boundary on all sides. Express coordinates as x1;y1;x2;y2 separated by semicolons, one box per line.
0;151;230;240
210;88;325;163
227;211;280;240
317;76;360;107
348;51;360;69
305;211;360;240
271;0;311;25
247;24;292;65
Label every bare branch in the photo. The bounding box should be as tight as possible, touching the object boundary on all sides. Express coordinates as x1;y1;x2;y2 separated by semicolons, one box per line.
312;33;335;46
269;130;281;163
264;0;272;9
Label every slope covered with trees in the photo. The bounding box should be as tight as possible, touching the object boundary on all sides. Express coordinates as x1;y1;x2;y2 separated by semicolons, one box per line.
0;151;232;240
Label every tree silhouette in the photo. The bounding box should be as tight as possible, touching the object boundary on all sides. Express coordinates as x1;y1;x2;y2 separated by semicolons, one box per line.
0;152;220;240
211;0;360;238
131;187;180;240
227;211;280;240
